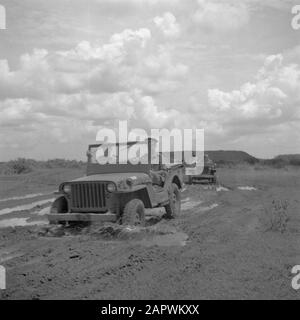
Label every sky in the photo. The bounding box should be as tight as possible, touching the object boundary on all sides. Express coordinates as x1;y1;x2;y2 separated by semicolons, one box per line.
0;0;299;161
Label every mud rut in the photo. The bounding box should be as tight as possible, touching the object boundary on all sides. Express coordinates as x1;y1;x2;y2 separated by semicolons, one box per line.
0;180;299;300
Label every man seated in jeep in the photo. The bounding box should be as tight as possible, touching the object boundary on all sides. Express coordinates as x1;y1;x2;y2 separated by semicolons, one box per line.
93;139;170;187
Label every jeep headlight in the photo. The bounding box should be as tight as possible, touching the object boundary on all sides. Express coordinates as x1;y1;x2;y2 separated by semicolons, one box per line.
106;182;116;193
62;184;71;194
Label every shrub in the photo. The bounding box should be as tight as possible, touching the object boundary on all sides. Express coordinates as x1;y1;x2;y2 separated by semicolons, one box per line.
290;158;300;166
261;200;289;233
5;158;33;174
0;158;85;175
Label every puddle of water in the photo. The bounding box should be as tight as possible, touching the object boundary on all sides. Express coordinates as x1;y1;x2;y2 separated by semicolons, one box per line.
199;203;219;212
0;193;48;203
182;200;203;211
37;206;51;216
0;217;47;228
238;186;257;191
139;232;188;247
0;198;54;216
216;186;229;192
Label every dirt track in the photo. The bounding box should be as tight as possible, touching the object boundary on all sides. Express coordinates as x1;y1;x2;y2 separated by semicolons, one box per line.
0;167;299;300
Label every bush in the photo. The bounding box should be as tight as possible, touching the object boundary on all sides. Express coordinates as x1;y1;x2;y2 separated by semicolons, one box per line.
44;159;84;169
290;158;300;166
261;200;289;233
260;158;288;168
4;158;33;174
246;157;259;165
0;158;85;175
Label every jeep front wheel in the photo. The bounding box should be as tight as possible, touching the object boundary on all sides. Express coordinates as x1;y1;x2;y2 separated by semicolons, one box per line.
164;183;181;219
122;199;146;227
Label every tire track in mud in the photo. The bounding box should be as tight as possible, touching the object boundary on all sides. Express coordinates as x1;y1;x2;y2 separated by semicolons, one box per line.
2;169;300;300
0;199;53;216
0;195;54;228
0;193;50;203
0;182;227;230
0;184;222;299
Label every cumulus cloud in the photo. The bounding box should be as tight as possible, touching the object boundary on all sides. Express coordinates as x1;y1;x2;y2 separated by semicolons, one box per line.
207;52;300;136
154;12;180;37
0;27;187;99
61;28;151;62
194;0;250;31
1;0;299;159
46;89;180;129
0;89;180;154
0;26;188;154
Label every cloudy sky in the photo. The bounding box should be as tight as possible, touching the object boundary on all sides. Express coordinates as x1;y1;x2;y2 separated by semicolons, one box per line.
0;0;299;160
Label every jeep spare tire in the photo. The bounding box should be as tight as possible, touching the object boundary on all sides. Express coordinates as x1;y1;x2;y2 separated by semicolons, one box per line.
122;199;146;227
164;183;181;219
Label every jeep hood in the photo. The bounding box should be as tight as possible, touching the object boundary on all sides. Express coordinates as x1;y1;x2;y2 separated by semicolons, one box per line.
69;172;151;185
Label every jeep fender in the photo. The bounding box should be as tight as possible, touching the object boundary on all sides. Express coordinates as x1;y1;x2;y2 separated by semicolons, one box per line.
116;185;153;209
51;195;69;213
172;175;182;189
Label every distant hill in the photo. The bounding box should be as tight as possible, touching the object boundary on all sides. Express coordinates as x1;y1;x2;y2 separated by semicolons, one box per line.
269;154;300;166
274;154;300;161
206;150;258;164
1;151;300;175
205;151;300;167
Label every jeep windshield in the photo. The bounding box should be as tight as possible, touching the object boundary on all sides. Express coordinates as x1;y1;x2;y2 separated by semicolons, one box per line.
88;141;153;165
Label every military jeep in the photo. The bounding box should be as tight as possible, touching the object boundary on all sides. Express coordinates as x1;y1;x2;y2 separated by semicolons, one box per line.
47;139;184;227
184;153;217;184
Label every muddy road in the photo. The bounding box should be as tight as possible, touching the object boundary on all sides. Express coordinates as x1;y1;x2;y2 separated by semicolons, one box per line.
0;167;299;300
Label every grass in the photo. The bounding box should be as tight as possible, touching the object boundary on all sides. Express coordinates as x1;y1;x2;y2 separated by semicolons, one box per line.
218;165;299;235
0;168;85;198
0;159;86;198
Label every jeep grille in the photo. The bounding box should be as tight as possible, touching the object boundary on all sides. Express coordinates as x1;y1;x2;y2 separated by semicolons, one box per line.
70;182;107;212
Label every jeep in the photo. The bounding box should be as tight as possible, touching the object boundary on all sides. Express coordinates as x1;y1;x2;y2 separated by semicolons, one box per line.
47;138;184;226
184;153;217;184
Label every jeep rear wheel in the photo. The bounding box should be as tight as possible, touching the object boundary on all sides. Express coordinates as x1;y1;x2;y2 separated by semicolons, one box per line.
164;183;181;219
122;199;146;227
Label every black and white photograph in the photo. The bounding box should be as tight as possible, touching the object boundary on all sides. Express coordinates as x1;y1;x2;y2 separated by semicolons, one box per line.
0;0;300;304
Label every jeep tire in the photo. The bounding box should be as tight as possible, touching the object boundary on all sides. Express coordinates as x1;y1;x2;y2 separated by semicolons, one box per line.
122;199;146;227
164;183;181;219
